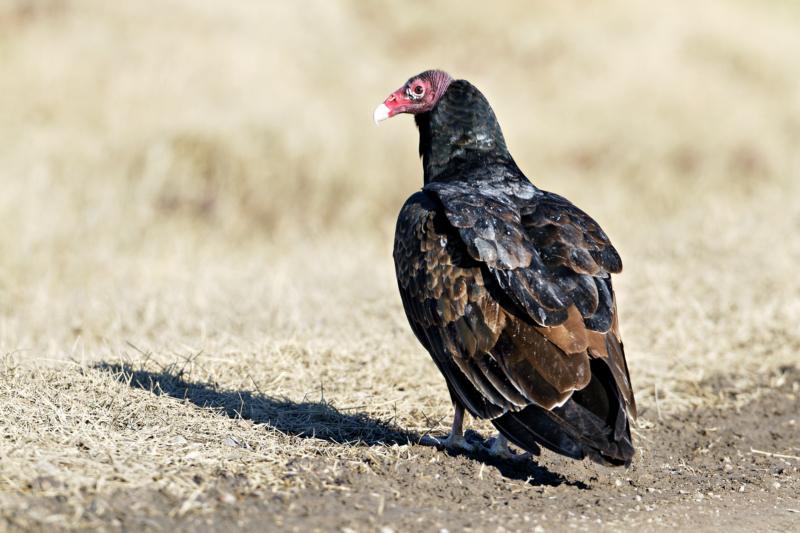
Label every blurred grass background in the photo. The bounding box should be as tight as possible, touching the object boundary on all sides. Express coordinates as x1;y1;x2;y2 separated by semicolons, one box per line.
1;0;799;390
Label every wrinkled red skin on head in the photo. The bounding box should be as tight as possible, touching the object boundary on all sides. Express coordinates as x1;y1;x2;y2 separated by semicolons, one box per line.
381;70;453;119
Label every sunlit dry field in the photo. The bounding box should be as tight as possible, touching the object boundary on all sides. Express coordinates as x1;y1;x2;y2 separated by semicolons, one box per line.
1;0;800;531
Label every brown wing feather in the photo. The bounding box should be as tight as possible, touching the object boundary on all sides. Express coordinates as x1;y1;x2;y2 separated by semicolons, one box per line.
523;192;622;275
524;192;635;418
395;191;511;419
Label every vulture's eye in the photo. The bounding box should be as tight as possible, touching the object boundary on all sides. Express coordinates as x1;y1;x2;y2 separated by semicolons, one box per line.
414;86;424;95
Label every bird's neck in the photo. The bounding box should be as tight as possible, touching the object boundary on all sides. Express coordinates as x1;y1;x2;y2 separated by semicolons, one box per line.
415;80;514;185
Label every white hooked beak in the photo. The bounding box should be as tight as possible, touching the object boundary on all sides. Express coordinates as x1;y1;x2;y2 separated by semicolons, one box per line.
373;103;391;125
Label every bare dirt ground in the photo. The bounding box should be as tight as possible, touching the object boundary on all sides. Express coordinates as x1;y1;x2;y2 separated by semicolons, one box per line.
2;0;800;532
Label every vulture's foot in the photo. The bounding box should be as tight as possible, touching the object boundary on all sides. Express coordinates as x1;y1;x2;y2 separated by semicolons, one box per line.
414;403;473;451
412;433;474;451
439;431;474;451
487;434;531;461
410;433;475;451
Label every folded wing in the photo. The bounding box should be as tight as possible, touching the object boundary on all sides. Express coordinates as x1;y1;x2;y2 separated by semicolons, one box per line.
394;184;636;465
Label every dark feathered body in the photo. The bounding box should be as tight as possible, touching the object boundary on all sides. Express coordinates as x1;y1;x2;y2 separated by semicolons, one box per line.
393;79;636;466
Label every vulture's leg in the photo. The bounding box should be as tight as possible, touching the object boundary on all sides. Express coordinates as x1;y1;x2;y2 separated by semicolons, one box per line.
439;403;473;450
487;433;531;460
416;403;473;451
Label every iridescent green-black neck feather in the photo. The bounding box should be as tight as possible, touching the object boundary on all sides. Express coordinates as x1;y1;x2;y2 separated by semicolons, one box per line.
415;80;516;184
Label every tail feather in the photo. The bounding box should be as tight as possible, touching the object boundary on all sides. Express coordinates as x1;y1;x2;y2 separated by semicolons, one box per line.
491;358;634;466
544;399;634;466
492;405;578;459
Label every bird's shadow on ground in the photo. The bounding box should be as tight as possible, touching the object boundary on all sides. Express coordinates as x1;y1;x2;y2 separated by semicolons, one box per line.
95;359;585;488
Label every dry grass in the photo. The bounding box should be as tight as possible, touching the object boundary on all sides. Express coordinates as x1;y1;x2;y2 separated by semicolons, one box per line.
2;0;800;526
0;352;411;500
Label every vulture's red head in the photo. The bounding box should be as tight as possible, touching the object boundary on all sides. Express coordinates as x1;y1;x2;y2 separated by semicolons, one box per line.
374;70;453;124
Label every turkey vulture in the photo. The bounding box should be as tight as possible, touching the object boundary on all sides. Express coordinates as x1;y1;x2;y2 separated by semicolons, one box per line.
374;70;636;466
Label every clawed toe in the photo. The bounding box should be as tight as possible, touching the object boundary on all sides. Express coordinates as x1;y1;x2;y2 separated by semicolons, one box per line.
492;447;532;460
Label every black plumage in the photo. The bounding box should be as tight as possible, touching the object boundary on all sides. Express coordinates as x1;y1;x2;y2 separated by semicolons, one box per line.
376;70;636;466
